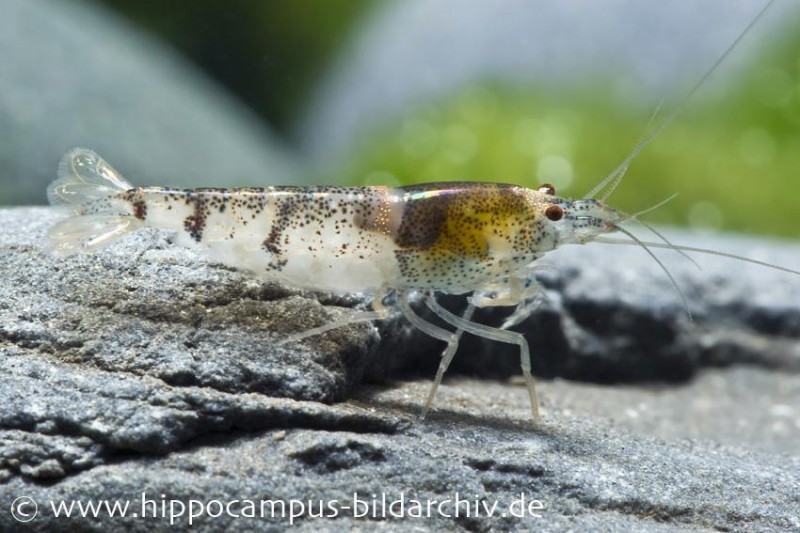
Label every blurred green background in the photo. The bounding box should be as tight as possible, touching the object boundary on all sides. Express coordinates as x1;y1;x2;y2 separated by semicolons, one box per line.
97;0;374;134
95;1;799;238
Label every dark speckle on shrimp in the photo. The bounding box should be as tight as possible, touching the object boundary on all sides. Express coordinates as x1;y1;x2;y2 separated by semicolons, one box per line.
183;194;207;243
119;189;147;221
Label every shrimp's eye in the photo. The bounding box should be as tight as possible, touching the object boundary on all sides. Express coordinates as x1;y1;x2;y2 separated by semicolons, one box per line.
538;183;556;195
545;205;564;221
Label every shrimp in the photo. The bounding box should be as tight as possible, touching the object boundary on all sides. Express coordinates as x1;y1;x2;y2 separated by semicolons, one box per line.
45;0;792;422
46;149;620;419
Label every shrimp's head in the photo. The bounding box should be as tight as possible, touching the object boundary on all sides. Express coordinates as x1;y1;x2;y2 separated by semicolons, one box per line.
534;184;623;247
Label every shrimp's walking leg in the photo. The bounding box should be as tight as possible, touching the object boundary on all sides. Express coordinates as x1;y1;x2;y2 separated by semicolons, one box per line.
397;291;463;418
278;293;390;345
425;295;540;421
422;299;476;419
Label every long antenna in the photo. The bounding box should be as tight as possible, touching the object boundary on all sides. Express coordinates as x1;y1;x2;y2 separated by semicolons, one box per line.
613;225;693;321
585;0;777;200
594;236;800;277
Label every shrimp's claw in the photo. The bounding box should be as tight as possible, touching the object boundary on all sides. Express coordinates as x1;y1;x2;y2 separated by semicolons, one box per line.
46;148;141;256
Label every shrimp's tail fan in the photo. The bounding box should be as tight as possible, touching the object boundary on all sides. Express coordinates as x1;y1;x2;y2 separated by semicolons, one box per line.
46;148;142;256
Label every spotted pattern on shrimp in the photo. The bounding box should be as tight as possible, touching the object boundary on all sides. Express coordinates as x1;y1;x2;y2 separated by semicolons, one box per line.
253;187;405;274
60;174;574;295
389;184;551;292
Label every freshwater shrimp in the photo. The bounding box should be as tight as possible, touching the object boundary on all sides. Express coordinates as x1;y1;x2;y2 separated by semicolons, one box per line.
45;0;793;421
47;154;590;419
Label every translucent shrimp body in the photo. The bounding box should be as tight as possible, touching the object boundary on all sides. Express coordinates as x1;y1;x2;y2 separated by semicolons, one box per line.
48;150;621;295
47;149;626;420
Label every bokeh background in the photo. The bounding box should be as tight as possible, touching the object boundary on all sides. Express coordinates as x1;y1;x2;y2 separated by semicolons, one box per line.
3;0;799;237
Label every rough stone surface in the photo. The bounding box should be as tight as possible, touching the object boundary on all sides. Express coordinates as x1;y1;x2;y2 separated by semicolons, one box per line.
0;0;300;205
0;206;798;531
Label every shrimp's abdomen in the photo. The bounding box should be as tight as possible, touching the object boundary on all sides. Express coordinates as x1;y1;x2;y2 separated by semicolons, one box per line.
135;186;400;293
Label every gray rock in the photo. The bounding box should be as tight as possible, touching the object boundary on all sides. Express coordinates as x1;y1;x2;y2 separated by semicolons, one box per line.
299;0;800;161
1;206;799;531
0;207;396;477
1;377;798;531
0;0;301;205
546;366;800;456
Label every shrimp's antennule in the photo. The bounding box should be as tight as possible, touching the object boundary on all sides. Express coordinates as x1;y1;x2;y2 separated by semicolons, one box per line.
46;148;141;256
